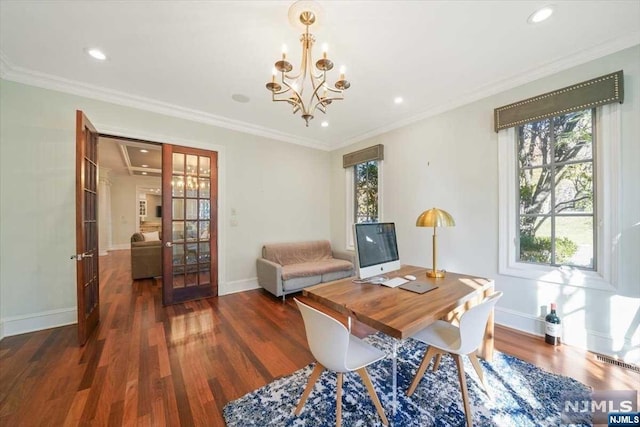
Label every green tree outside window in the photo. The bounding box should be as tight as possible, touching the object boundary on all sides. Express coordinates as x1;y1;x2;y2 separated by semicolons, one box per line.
354;161;378;224
517;109;595;268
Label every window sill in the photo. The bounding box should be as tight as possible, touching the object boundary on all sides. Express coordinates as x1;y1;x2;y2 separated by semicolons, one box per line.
499;261;616;291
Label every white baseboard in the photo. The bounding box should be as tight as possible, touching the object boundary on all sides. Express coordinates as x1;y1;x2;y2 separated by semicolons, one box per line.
495;306;545;337
1;308;77;339
220;277;260;296
495;306;639;365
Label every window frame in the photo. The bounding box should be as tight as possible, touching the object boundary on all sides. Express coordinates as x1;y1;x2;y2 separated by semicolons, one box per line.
345;159;383;250
498;104;619;291
515;108;597;270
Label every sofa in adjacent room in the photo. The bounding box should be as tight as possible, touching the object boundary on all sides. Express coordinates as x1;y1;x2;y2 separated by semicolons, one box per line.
130;231;162;279
256;240;354;300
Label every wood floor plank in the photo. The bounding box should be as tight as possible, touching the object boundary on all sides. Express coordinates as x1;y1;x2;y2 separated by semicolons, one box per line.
0;249;637;426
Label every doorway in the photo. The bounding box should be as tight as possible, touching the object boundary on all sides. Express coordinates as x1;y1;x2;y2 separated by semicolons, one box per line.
75;111;219;344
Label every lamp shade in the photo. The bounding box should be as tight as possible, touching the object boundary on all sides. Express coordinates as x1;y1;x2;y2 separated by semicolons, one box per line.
416;207;455;227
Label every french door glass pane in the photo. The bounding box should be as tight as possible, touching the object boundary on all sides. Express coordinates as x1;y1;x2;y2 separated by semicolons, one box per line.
172;221;184;242
172;244;184;266
199;156;210;177
186;199;198;219
199;200;210;220
199;178;210;199
172;199;184;220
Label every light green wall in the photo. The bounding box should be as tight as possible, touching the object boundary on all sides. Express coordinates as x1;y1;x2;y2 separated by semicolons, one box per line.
0;80;330;335
329;45;640;363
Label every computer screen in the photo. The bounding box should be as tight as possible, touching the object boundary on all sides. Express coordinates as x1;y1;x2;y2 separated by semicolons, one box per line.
353;222;401;279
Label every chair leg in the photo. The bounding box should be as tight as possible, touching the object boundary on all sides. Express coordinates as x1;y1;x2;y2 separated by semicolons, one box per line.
454;354;473;426
432;354;442;372
468;353;490;397
407;345;440;396
336;372;343;427
356;367;389;426
295;363;325;415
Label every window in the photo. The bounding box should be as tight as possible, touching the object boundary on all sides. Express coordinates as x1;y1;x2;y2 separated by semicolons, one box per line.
517;109;596;269
498;104;620;290
346;160;382;249
354;160;379;224
344;145;384;249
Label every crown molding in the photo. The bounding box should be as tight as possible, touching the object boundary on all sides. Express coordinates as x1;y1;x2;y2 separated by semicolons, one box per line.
1;32;638;153
0;55;331;152
333;32;640;150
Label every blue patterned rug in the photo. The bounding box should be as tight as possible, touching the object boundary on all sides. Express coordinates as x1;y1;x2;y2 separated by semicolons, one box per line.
223;333;591;426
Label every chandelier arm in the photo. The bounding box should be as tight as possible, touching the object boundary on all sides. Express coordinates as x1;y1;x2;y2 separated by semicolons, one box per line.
281;80;305;111
309;75;328;105
283;71;303;80
318;94;345;103
322;85;344;94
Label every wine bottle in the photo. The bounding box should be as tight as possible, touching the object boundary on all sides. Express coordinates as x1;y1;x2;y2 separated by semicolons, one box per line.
545;303;562;345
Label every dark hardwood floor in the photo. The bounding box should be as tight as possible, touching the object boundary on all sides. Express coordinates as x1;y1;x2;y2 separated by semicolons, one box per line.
0;250;636;426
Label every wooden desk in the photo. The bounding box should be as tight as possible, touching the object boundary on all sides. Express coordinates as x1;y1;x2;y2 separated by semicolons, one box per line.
303;265;496;360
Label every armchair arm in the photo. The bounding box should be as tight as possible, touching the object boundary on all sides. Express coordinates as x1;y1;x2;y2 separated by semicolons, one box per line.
256;258;283;297
332;249;355;265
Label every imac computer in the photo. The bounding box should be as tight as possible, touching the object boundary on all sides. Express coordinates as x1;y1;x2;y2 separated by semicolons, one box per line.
353;222;401;281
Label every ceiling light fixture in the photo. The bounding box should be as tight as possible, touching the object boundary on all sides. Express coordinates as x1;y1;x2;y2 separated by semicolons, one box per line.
266;0;350;127
141;164;149;168
140;149;149;153
87;48;107;61
528;6;554;24
321;121;329;127
394;97;404;104
141;172;147;175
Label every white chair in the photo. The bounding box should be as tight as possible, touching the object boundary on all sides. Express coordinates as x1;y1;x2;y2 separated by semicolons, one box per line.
294;298;389;426
406;291;503;426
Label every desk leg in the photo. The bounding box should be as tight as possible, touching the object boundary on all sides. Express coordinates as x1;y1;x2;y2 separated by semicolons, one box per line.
392;339;398;418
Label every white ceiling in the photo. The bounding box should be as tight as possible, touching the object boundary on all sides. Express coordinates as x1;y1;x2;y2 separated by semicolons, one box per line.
1;1;639;150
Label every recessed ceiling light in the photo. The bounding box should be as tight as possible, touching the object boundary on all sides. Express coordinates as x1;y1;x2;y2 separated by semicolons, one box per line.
528;6;554;24
321;121;329;127
141;172;147;175
394;97;404;104
142;164;149;168
140;149;149;153
87;48;107;61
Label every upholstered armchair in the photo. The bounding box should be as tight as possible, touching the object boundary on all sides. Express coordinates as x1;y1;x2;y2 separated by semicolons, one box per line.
130;232;162;279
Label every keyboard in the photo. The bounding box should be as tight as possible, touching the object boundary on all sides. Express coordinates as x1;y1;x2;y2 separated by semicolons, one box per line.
381;277;409;288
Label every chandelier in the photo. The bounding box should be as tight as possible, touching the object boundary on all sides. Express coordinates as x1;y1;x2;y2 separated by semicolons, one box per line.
266;1;350;127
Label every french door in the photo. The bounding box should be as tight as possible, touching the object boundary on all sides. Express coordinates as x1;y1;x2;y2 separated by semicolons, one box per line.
162;144;218;305
75;111;100;345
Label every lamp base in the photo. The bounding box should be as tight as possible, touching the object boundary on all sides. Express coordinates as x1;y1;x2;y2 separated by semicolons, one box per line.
426;270;446;279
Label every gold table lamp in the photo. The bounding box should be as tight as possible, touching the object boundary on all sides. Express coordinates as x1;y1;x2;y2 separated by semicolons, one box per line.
416;207;455;278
